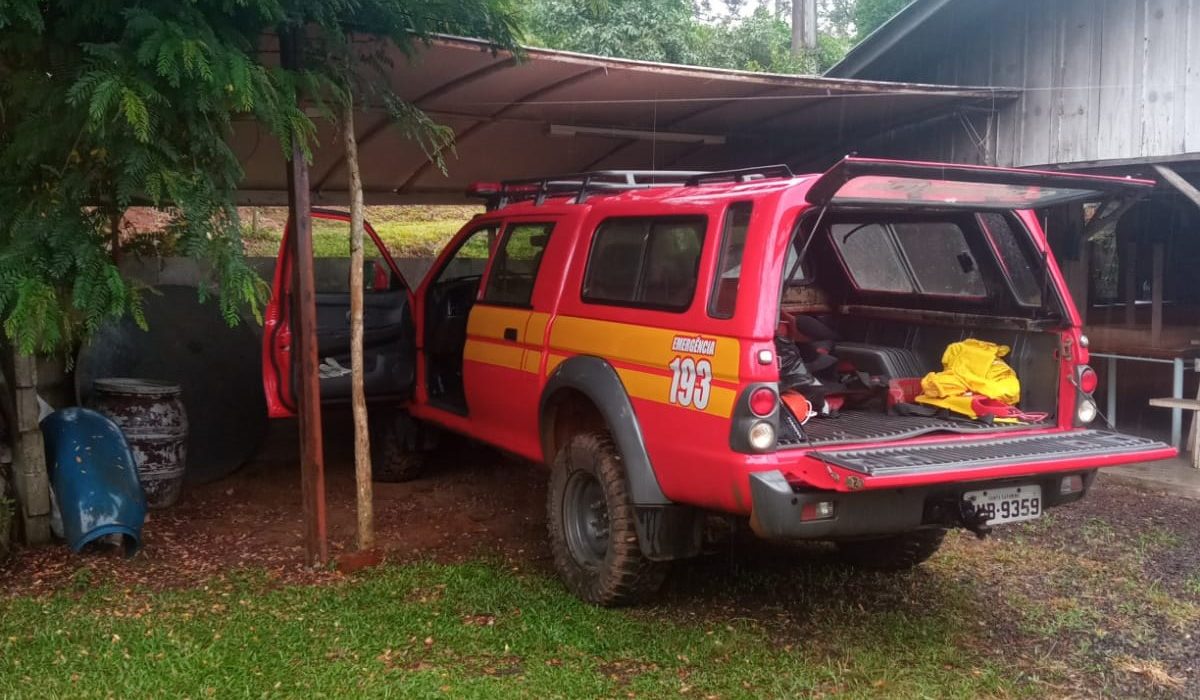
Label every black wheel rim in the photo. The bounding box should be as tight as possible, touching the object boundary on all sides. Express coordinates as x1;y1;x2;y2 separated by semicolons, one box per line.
562;470;610;568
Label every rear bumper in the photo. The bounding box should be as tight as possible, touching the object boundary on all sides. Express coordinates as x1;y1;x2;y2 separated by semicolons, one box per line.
748;469;1096;540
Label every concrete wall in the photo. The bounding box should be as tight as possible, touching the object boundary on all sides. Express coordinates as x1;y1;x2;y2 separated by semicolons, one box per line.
122;256;436;303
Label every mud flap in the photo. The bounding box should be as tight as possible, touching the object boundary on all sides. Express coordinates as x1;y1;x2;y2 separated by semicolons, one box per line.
634;505;703;561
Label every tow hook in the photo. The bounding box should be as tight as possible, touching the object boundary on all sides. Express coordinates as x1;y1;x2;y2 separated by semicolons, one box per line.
958;500;993;539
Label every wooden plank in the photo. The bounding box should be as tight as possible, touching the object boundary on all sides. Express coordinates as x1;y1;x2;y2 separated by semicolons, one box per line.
1051;0;1102;163
990;2;1027;166
1016;0;1056;165
1148;398;1200;409
1154;164;1200;210
1141;0;1189;156
1186;0;1200;151
1097;0;1139;161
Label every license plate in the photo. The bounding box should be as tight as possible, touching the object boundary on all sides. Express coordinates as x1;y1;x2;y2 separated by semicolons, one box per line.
963;484;1042;525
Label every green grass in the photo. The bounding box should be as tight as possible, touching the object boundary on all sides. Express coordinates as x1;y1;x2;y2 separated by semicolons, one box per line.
240;205;479;258
0;562;1026;699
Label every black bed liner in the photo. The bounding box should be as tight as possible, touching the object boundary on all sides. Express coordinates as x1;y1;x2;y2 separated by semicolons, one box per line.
777;409;1047;448
811;430;1166;476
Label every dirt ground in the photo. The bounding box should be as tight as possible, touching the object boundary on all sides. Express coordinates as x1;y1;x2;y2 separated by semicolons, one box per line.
3;413;1199;698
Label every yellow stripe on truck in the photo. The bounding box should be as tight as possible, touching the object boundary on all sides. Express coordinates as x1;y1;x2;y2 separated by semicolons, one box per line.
615;366;736;418
549;316;740;382
467;311;742;416
463;338;525;372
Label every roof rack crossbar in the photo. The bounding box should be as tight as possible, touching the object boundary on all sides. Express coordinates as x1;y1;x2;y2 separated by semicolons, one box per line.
684;164;794;187
493;170;706;207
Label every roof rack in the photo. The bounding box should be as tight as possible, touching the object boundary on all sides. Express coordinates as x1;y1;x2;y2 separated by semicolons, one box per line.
468;164;796;209
684;164;794;186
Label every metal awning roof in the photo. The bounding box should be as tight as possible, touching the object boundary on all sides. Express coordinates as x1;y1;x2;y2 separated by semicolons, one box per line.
232;35;1018;204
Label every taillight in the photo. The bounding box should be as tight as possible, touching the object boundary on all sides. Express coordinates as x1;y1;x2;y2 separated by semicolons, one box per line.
1077;366;1098;394
749;387;777;417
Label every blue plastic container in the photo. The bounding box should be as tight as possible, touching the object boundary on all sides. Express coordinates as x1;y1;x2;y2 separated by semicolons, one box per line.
43;408;146;555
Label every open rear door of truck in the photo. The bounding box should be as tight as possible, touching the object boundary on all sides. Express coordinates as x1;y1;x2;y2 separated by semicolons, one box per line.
806;157;1155;211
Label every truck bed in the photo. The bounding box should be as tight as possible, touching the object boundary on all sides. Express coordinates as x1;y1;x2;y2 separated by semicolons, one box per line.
778;408;1049;448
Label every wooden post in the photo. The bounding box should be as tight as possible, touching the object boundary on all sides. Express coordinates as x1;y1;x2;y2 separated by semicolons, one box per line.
1123;241;1138;327
7;352;50;544
342;98;374;552
1151;242;1165;347
281;26;328;567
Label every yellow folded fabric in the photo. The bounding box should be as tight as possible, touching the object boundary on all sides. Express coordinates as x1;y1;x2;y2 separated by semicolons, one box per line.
915;339;1022;418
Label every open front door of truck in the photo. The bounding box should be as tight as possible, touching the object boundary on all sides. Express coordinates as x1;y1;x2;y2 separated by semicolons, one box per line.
262;209;416;418
805;157;1155;211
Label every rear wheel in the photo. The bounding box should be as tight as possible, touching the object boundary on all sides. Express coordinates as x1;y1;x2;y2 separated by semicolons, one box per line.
836;529;946;570
369;410;435;483
547;432;667;606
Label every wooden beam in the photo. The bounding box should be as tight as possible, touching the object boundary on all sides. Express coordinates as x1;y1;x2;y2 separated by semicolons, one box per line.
6;352;50;545
281;26;328;568
1151;243;1165;347
1154;164;1200;212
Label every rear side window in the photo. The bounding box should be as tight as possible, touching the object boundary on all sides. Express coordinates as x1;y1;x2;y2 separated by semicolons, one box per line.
482;222;554;306
709;203;752;318
832;223;913;293
583;217;706;312
979;213;1043;306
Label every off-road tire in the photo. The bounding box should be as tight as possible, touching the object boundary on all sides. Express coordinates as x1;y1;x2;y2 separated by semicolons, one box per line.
836;529;946;570
547;432;667;606
369;411;430;483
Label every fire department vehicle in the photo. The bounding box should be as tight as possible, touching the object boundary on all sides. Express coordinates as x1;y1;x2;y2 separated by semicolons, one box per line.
263;158;1176;605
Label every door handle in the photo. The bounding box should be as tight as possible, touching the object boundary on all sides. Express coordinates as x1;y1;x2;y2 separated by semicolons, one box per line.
503;327;518;342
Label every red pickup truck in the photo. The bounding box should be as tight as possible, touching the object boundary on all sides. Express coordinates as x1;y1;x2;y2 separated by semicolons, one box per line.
262;158;1175;605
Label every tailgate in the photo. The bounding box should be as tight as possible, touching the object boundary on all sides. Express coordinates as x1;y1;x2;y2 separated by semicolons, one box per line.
812;429;1174;481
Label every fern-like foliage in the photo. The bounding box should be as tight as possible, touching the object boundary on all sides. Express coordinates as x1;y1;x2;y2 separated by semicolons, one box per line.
0;1;521;359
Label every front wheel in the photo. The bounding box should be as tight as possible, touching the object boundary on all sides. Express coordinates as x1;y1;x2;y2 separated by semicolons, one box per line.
547;432;667;606
836;529;946;570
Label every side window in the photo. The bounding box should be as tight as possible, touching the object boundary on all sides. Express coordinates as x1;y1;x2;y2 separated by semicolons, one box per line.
709;203;752;318
433;226;495;288
308;216;400;293
481;222;555;306
979;213;1043;306
583;217;706;312
833;223;914;293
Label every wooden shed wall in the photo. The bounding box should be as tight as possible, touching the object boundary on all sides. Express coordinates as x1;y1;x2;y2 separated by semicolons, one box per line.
854;0;1200;168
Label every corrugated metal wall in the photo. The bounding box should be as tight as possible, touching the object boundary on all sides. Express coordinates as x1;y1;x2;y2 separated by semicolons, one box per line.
855;0;1200;168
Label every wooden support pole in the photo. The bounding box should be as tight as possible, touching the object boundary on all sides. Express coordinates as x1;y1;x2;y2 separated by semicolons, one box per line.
343;99;374;552
1151;242;1165;347
1153;165;1200;210
1123;242;1138;327
281;26;327;567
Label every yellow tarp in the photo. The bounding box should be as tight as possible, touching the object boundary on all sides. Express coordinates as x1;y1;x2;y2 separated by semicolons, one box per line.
915;339;1021;418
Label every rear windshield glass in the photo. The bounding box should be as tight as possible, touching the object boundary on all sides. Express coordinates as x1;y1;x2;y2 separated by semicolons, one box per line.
832;221;986;297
